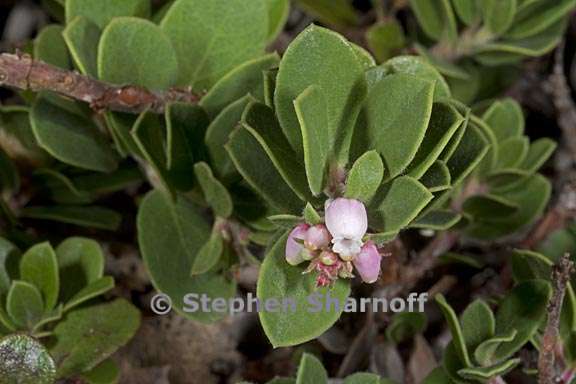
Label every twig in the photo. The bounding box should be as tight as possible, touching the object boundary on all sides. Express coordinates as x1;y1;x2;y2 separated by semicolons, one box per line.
539;253;575;384
0;52;200;114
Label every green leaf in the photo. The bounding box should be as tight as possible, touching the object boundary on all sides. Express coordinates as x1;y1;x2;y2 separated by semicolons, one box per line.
0;334;56;384
241;102;313;202
380;56;451;100
190;230;224;276
50;299;140;378
200;53;280;118
275;25;366;162
345;150;384;203
477;20;567;57
30;94;118;172
137;190;236;323
98;17;178;90
366;21;406;63
407;102;463;179
481;0;517;35
74;167;143;195
351;43;376;70
293;0;358;27
510;249;553;283
296;353;328;384
473;329;518;366
33;169;94;205
205;95;253;178
21;206;122;231
104;112;140;157
415;44;470;80
422;367;452;384
161;0;268;89
458;358;521;381
226;127;303;214
444;122;489;185
369;176;433;233
0;303;16;333
465;174;551;239
257;233;350;347
439;252;484;269
367;231;398;246
537;228;576;262
344;373;381;384
66;0;150;28
303;203;322;225
165;104;209;191
411;210;461;230
463;195;519;220
34;25;70;69
0;106;48;164
63;277;115;312
435;294;472;367
265;0;290;42
505;0;575;39
131;111;172;193
194;162;233;218
0;238;20;295
519;138;556;173
494;137;529;170
460;299;495;351
63;16;101;77
56;237;104;303
80;359;119;384
451;0;481;25
294;86;330;196
268;214;303;228
386;312;427;343
491;279;552;360
420;160;451;192
409;0;458;41
20;242;59;312
357;73;434;179
7;281;44;329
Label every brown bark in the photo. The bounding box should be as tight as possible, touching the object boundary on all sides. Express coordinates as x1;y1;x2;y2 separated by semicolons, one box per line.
0;52;200;114
538;253;574;384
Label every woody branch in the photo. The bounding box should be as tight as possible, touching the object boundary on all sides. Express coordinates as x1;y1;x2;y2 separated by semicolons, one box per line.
0;52;200;114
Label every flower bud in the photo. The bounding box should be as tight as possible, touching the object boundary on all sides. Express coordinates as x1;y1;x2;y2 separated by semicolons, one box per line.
319;250;338;266
352;241;382;284
305;224;331;250
325;198;367;259
285;224;310;266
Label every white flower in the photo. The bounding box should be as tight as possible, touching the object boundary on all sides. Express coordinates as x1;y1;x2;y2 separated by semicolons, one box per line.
325;198;368;260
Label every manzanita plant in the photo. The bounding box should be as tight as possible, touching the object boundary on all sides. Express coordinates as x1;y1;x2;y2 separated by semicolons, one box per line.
0;0;573;382
0;237;140;383
294;0;575;102
409;0;575;100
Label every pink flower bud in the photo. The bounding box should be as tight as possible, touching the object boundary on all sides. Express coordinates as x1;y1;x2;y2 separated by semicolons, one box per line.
285;224;310;266
305;224;331;250
325;198;367;259
353;241;382;284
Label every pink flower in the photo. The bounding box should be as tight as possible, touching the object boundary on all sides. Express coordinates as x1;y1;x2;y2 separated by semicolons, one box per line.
285;224;310;266
325;198;368;260
305;224;331;250
353;241;382;283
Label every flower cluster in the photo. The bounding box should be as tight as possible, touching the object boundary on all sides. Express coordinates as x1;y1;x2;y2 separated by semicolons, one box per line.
285;198;383;287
